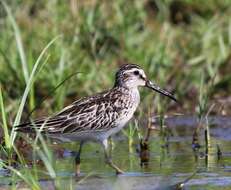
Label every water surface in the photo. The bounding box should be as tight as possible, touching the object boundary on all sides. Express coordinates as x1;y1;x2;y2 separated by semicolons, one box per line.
1;115;231;189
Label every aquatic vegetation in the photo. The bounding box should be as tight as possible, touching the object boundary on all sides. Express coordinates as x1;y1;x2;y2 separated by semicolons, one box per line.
122;120;141;149
1;0;231;188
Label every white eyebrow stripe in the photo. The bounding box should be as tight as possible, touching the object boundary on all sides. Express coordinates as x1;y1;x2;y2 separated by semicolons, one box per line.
123;68;147;79
123;68;141;74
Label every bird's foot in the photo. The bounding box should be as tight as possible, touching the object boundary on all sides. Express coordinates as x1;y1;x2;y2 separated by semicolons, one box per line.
106;159;124;175
116;168;124;175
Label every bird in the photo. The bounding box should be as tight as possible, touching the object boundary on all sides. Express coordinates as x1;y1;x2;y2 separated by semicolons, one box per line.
15;64;177;175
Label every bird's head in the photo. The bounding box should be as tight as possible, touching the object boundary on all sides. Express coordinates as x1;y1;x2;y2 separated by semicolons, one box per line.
114;64;177;102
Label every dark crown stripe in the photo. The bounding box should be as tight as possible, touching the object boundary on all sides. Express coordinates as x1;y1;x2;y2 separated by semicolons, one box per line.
119;64;141;71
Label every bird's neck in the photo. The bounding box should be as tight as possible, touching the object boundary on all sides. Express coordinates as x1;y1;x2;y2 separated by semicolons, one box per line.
114;81;138;90
116;86;140;105
115;85;138;93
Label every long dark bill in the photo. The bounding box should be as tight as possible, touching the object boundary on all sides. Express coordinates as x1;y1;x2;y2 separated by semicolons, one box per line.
146;80;177;102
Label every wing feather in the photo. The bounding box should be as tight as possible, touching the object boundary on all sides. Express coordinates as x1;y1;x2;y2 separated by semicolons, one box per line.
15;89;123;134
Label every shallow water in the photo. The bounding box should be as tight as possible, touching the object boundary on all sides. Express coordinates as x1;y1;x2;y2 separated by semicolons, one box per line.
1;115;231;189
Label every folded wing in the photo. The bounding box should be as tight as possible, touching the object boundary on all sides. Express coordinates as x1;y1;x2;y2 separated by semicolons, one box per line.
15;92;119;134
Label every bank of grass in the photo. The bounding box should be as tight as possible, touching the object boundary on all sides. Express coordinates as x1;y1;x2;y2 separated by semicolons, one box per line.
1;0;231;188
0;1;63;188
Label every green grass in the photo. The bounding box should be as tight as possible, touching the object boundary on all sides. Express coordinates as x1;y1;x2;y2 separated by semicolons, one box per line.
122;120;141;149
1;0;231;188
0;1;63;188
1;0;231;118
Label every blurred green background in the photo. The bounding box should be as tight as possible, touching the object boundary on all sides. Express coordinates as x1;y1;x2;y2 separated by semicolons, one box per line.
1;0;231;123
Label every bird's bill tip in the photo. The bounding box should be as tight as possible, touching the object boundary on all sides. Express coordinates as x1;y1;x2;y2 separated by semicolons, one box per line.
145;80;178;102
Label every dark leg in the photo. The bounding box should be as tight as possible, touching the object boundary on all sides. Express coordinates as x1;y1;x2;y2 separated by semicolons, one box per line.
75;141;84;176
102;139;124;174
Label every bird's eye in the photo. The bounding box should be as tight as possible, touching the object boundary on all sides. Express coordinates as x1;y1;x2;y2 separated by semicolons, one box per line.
133;70;139;75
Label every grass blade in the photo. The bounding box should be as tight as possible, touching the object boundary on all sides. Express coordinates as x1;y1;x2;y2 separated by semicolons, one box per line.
0;86;10;149
11;35;62;145
1;162;40;190
1;0;29;83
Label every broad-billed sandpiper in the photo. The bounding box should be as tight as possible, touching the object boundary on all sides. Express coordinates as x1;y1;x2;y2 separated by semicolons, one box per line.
16;64;177;174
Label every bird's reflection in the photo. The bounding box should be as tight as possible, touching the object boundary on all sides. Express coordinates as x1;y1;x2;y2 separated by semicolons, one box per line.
139;139;150;167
